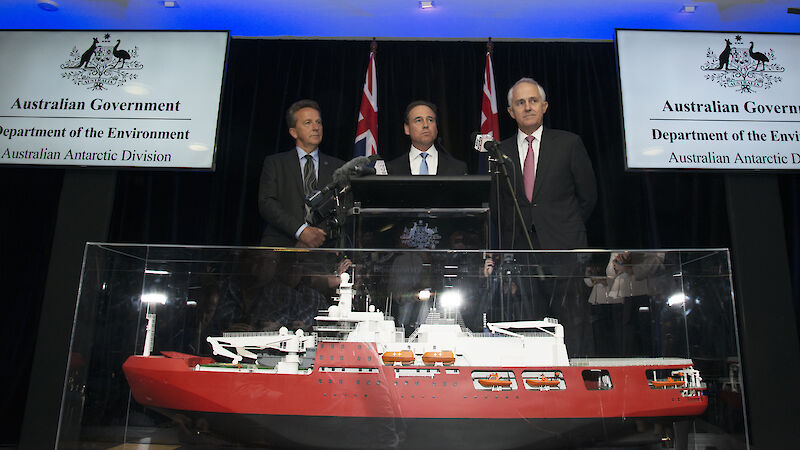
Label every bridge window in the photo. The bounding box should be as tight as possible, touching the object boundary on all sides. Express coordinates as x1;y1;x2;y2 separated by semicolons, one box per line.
582;369;613;390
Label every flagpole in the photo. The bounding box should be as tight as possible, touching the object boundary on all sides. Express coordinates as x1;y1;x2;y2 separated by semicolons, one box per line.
354;38;378;158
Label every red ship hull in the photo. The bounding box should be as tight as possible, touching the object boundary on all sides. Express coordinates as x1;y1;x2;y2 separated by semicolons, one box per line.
123;341;707;449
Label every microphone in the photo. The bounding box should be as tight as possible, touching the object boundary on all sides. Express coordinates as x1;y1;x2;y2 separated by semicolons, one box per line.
374;159;388;175
471;132;504;154
471;132;494;153
332;154;378;185
484;140;502;153
306;154;379;209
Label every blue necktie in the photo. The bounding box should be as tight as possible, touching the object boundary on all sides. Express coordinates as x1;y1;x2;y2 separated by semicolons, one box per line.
419;152;429;175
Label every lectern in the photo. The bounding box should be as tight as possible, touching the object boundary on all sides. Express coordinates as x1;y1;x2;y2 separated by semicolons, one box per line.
348;175;491;249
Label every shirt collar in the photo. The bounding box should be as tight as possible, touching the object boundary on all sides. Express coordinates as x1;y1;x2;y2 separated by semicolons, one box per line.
516;125;544;146
296;147;319;161
410;144;437;159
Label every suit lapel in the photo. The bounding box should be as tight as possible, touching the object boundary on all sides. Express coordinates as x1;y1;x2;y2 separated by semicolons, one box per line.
501;139;528;205
318;153;335;185
403;156;413;175
285;150;304;195
532;129;552;201
438;152;448;175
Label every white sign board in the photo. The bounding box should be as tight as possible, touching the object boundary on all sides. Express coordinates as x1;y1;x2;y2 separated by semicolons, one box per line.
616;29;800;170
0;30;228;169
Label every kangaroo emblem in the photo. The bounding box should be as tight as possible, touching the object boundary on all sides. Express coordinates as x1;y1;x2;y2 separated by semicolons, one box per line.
716;39;731;70
68;37;99;69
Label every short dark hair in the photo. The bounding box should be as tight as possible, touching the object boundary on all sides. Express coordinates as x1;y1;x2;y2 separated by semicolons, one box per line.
403;100;438;124
286;99;321;128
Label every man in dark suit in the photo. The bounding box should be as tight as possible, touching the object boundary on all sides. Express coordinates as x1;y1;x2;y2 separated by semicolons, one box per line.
493;79;597;353
386;100;467;175
258;99;344;247
496;78;596;250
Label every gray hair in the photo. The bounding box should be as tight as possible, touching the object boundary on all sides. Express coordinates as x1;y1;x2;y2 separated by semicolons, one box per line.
507;77;547;106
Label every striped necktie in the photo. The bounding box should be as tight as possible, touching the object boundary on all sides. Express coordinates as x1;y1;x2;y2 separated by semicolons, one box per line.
303;154;317;195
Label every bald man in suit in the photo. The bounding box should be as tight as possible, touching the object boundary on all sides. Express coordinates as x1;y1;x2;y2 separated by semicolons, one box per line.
258;99;344;247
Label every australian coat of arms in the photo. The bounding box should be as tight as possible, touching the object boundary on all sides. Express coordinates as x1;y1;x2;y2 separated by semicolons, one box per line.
60;34;143;91
700;35;784;93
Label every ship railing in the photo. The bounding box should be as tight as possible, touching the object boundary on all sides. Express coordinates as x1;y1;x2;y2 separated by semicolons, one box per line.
466;331;553;339
221;331;283;338
313;323;358;332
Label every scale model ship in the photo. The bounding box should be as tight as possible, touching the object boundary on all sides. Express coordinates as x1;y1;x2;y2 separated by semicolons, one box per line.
123;274;707;449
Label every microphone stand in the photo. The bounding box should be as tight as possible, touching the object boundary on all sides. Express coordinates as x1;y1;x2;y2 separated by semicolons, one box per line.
334;185;351;248
486;144;534;251
486;143;533;322
487;154;507;321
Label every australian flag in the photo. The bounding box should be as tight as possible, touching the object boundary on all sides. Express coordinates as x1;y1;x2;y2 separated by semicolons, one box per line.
354;48;378;157
479;45;500;173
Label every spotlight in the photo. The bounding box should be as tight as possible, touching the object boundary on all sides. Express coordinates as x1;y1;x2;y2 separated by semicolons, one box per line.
418;289;431;301
680;5;696;13
145;269;170;275
37;0;58;12
141;293;167;304
439;290;463;309
419;1;434;10
668;293;687;307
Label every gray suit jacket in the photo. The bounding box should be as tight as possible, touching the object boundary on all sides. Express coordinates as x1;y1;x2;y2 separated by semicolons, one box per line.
258;149;344;247
496;128;596;249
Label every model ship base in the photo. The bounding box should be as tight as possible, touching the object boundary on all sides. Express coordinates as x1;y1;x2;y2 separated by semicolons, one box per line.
149;407;692;450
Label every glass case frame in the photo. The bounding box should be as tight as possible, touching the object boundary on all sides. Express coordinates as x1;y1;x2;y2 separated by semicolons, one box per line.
58;244;748;449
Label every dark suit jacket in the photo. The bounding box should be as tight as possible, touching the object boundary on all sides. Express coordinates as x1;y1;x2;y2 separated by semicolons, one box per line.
495;128;596;250
386;149;468;175
258;149;344;247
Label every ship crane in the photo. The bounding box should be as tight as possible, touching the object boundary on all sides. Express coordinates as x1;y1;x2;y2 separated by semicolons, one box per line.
206;328;314;365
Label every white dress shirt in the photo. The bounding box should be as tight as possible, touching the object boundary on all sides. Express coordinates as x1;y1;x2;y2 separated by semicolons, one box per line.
409;144;439;175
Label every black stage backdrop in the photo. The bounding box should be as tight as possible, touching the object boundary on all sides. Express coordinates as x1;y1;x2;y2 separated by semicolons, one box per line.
1;38;798;445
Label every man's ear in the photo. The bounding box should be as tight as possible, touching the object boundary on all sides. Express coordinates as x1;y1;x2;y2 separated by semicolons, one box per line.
403;123;410;136
289;127;298;140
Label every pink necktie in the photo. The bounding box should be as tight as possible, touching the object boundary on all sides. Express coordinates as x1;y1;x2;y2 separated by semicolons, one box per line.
523;135;536;202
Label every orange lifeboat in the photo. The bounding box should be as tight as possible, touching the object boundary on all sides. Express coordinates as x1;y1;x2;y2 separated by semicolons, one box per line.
525;376;561;388
421;350;455;365
381;350;414;365
650;377;686;388
478;373;512;388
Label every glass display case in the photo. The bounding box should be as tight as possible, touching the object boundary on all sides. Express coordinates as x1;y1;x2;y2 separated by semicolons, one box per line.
58;245;747;449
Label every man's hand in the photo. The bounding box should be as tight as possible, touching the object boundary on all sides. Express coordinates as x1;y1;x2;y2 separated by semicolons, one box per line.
297;226;327;248
328;258;354;287
482;257;495;278
612;252;633;275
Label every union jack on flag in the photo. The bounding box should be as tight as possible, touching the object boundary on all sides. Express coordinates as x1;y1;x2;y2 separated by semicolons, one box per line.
480;49;500;140
354;49;377;157
478;46;500;173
